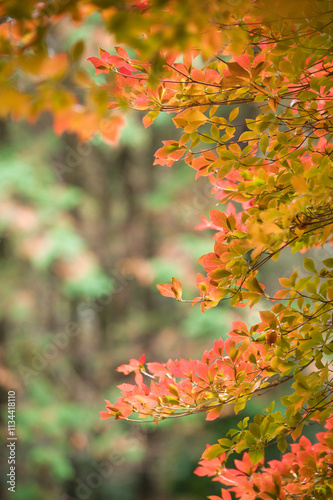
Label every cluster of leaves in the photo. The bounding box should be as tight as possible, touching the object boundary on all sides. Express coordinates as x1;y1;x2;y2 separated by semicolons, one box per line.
94;0;333;498
196;415;333;500
0;0;128;142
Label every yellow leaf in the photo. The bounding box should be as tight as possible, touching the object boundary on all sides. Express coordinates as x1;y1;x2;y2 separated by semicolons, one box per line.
229;107;239;122
181;108;207;124
290;175;308;194
268;98;278;113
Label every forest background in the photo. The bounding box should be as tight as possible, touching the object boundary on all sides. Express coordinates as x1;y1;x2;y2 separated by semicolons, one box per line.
0;1;331;500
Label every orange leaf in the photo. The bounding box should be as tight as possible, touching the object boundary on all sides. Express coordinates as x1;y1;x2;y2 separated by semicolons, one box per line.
156;283;176;298
171;277;182;299
206;406;222;421
100;114;125;145
100;411;112;420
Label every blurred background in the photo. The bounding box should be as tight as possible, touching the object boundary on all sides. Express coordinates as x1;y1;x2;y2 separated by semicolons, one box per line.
0;7;322;500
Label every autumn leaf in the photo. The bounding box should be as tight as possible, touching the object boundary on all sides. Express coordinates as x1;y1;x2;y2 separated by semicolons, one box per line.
157;277;182;300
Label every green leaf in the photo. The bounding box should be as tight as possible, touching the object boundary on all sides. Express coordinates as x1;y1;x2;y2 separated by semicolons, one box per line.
234;400;246;414
210;268;232;279
237;416;249;430
249;423;261;439
211;124;220;141
304;258;317;274
248;448;264;465
259;133;269;154
323;258;333;268
218;438;233;450
202;444;224;460
277;435;288;453
265;401;275;413
247;277;268;297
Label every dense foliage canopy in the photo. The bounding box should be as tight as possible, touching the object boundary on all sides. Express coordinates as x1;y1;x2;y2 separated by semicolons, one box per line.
94;1;333;498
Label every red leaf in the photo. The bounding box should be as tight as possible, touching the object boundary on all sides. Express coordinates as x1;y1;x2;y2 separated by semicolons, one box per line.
221;491;232;500
210;210;228;230
117;383;135;392
116;46;130;60
100;411;112;420
87;57;109;74
147;362;168;376
99;48;123;66
206;406;222;421
138;354;146;365
231;320;249;336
